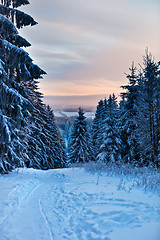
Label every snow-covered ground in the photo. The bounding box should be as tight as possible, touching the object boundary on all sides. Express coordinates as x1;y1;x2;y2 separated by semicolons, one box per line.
0;167;160;240
54;111;95;119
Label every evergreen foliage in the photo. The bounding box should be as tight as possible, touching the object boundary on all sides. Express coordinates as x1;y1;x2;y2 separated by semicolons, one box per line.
135;51;160;167
0;0;66;173
69;108;94;164
120;62;141;164
91;99;104;157
92;50;160;168
97;94;121;163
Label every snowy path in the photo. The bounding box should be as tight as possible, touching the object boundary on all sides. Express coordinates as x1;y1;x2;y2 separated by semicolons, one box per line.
0;168;160;240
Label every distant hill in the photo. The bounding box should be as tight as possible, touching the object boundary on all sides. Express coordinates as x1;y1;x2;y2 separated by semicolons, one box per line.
43;94;109;111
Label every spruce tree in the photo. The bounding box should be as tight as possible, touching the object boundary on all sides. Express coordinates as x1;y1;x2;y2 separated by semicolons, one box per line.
120;62;141;165
69;108;94;164
91;99;104;157
97;94;121;164
0;11;35;173
0;0;66;172
136;51;160;167
44;105;67;169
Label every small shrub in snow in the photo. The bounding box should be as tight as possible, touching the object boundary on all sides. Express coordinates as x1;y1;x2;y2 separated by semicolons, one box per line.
83;161;160;193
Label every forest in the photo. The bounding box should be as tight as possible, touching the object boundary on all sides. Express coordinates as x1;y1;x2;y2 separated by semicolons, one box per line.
0;0;160;174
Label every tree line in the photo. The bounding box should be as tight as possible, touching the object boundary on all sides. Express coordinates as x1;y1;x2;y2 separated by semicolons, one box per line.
68;52;160;168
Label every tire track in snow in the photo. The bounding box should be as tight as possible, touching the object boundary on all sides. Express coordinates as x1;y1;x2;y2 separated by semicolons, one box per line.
38;198;54;240
8;184;20;197
0;180;41;227
0;184;22;225
16;181;39;208
25;183;42;205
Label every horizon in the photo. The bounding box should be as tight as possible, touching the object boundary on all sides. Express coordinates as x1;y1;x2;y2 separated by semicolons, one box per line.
43;94;110;111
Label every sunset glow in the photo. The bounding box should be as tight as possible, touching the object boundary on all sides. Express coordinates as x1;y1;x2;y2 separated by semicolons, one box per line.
20;0;160;107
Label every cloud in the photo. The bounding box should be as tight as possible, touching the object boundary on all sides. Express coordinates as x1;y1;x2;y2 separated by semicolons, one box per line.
19;0;160;99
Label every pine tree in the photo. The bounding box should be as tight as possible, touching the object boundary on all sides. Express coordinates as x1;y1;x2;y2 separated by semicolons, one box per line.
0;12;35;173
44;105;67;169
0;0;66;172
119;92;129;163
97;94;121;164
69;108;94;164
91;99;104;157
120;62;141;165
136;51;160;167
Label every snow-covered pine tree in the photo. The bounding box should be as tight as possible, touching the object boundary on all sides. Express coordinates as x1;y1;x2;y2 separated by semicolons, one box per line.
155;72;160;166
0;12;34;173
120;62;141;165
69;108;94;164
97;94;121;164
43;105;67;169
0;1;48;172
136;51;160;167
102;98;108;119
0;0;66;172
91;99;104;157
119;92;129;163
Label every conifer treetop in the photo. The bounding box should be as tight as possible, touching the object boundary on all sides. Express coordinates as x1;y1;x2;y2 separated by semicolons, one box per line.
1;0;30;9
77;107;86;121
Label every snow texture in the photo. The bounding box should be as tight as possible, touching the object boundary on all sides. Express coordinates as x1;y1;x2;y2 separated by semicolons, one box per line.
0;167;159;240
0;13;17;36
54;111;95;119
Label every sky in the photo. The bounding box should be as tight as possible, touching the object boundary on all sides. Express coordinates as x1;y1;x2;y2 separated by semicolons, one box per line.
19;0;160;108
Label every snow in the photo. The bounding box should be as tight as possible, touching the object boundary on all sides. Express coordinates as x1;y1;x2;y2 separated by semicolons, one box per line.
54;111;95;119
0;167;160;240
0;13;17;35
